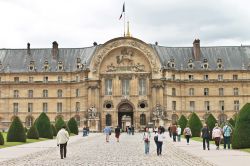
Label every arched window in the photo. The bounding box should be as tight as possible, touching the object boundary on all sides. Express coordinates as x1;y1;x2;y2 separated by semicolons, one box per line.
106;114;112;126
26;116;33;127
140;114;146;125
57;89;63;98
218;114;227;125
172;114;179;125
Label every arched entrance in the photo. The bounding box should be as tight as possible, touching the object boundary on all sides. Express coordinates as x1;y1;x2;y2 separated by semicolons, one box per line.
118;102;133;130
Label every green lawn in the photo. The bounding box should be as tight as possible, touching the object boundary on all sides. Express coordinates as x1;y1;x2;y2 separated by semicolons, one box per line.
241;148;250;153
0;132;52;149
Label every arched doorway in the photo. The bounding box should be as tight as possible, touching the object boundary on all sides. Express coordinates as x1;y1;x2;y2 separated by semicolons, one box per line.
118;102;133;130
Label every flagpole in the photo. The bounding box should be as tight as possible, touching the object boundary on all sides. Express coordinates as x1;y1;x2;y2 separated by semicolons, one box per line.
123;2;126;37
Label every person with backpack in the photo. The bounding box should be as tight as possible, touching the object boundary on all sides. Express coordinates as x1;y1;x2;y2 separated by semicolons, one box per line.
223;122;232;149
155;128;165;156
183;125;192;145
143;127;151;154
201;124;210;150
168;125;172;138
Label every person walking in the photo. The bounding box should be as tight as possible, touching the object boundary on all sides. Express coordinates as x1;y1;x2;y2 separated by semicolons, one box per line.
223;122;232;149
168;125;172;138
103;126;111;142
115;126;121;142
201;124;210;150
212;123;223;150
172;124;177;142
155;129;165;156
183;125;192;145
56;126;69;159
83;126;87;137
143;127;151;154
177;125;181;142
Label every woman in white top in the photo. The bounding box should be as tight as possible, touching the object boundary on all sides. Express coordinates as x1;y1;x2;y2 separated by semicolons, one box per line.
177;125;182;142
143;127;151;154
155;128;165;156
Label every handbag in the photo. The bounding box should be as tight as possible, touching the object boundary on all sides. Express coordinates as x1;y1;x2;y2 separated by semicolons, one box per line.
154;135;158;142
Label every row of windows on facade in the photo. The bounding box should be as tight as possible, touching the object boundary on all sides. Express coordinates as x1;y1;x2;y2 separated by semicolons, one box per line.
105;114;147;126
171;100;240;112
171;87;240;96
12;102;80;113
0;76;81;83
8;89;80;98
171;74;240;81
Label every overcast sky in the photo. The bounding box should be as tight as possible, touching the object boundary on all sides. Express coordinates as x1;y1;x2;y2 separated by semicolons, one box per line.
0;0;250;48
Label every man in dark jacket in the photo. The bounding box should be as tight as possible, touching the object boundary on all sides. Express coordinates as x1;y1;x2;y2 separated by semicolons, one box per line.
115;126;121;142
201;124;210;150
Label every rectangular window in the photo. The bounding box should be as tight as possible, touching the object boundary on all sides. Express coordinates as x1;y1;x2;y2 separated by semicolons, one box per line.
57;102;62;112
43;90;48;98
172;88;176;96
219;88;224;96
188;75;194;81
234;100;240;111
76;102;80;112
172;74;175;80
76;76;80;82
58;76;63;83
204;101;210;111
233;74;238;80
28;90;33;98
204;88;209;96
218;75;223;81
139;79;146;95
57;90;62;98
233;88;239;96
204;74;209;81
43;103;48;113
172;101;176;111
122;79;130;95
28;103;33;113
105;79;112;95
14;90;19;98
43;76;48;83
13;103;18;113
14;77;19;83
28;76;33;83
190;101;195;111
189;88;194;96
76;89;80;97
219;100;224;111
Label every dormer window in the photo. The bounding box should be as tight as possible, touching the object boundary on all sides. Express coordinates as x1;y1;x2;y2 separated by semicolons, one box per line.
217;58;223;69
169;58;175;68
29;61;35;71
202;59;209;69
188;59;194;69
57;61;64;71
76;58;82;70
43;61;49;71
0;61;2;70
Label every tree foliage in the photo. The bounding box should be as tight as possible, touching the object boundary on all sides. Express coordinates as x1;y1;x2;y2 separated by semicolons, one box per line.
27;124;39;139
188;112;203;137
205;114;217;139
55;117;70;134
51;124;57;136
7;116;26;142
0;132;4;145
35;113;53;139
178;115;188;134
67;117;79;135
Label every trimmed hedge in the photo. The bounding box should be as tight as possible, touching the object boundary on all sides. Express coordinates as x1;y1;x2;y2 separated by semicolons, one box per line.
178;115;188;134
55;117;70;134
35;113;53;139
205;114;217;139
229;118;235;127
188;112;203;137
0;132;4;145
232;103;250;149
51;124;57;136
68;117;79;135
27;124;39;139
7;116;26;142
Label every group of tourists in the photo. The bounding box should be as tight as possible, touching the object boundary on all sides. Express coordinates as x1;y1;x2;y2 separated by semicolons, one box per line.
82;126;89;137
126;125;135;135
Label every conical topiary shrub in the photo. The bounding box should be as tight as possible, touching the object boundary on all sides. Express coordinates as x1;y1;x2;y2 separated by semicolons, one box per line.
205;114;217;139
51;124;57;137
67;117;79;135
55;117;70;134
232;103;250;149
0;132;4;145
178;115;188;134
35;113;53;139
27;124;39;139
229;118;235;127
7;116;26;142
188;112;203;137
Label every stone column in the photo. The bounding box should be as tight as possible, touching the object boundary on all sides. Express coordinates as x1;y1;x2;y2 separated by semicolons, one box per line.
87;87;92;108
158;85;164;106
152;86;157;108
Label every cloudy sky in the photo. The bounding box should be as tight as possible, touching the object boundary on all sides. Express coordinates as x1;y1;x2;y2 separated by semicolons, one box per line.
0;0;250;48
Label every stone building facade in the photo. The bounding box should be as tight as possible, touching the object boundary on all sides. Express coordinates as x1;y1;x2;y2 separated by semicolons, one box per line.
0;37;249;131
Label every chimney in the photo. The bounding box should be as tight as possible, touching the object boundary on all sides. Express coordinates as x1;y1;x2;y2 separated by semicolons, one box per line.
27;43;31;55
52;41;59;59
193;39;201;61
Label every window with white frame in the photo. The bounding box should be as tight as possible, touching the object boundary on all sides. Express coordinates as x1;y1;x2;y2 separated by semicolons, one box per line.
43;76;48;83
218;74;223;81
122;79;130;95
233;74;238;80
13;103;18;113
43;103;48;113
204;88;209;96
189;88;194;96
58;76;63;83
204;101;210;111
105;79;112;95
28;90;33;98
172;88;176;96
234;100;240;111
172;101;176;111
190;101;195;111
76;89;80;97
57;102;62;112
139;79;146;95
14;77;19;83
188;75;194;81
28;76;33;83
219;88;224;96
219;100;224;111
43;89;48;98
233;88;239;96
28;103;33;113
76;102;80;112
204;74;209;81
57;89;63;98
14;90;19;98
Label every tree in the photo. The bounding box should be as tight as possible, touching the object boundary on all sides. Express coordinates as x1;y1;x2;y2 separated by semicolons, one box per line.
55;117;70;134
229;118;235;127
188;112;203;137
205;114;217;139
67;117;79;135
27;124;39;139
7;116;26;142
51;124;57;137
35;113;53;139
232;103;250;149
0;132;4;145
178;115;188;134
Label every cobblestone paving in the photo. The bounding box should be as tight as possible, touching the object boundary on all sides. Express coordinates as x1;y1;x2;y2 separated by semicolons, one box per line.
0;133;215;166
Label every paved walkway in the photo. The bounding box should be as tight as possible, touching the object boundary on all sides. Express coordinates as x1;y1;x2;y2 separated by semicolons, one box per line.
0;132;249;166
